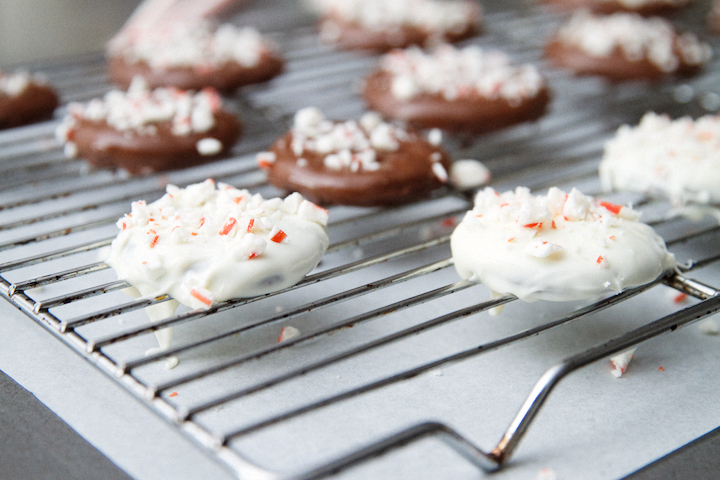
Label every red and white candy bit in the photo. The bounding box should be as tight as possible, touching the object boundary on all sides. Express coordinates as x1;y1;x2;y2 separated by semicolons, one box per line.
298;200;329;226
600;201;622;215
277;325;301;343
270;227;287;243
219;217;237;235
256;151;276;169
432;162;448;183
190;287;214;307
609;348;637;378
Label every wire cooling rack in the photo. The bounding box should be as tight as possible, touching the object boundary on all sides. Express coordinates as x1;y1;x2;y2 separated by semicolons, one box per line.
2;1;720;478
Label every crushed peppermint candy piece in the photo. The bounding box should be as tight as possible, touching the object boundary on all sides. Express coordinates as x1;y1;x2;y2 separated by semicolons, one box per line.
610;347;637;378
449;159;491;191
432;162;448;183
554;11;711;72
196;138;223;156
106;179;329;311
0;70;32;97
277;326;301;343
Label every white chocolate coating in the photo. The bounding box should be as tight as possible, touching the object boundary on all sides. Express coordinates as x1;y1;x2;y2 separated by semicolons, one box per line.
106;179;329;310
451;187;676;302
600;112;720;205
556;11;711;72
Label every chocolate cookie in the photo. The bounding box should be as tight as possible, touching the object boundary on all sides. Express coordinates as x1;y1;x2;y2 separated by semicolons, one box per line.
545;11;711;81
57;78;242;175
106;23;283;92
0;72;58;129
317;0;481;51
363;45;550;134
257;108;452;206
541;0;690;16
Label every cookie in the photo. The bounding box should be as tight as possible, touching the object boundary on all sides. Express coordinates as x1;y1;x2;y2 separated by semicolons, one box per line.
56;77;242;175
545;11;711;81
257;107;452;206
600;112;720;205
541;0;690;16
107;22;283;92
451;186;676;303
363;45;550;133
317;0;481;51
0;71;58;129
106;179;329;311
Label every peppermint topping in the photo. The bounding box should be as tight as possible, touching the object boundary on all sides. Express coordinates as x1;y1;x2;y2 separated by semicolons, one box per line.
320;0;480;34
449;159;491;191
469;186;640;245
107;180;329;310
556;11;711;72
108;21;272;70
196;138;223;156
600;112;720;205
56;77;222;149
380;45;544;103
0;70;32;97
259;107;415;172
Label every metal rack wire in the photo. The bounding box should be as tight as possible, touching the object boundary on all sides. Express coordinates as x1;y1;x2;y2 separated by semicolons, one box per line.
2;1;720;479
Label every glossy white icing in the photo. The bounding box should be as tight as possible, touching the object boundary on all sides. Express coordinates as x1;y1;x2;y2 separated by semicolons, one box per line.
600;112;720;205
106;179;329;311
451;186;676;303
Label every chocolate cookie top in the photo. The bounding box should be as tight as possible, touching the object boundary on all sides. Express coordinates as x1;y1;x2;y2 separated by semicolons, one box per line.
56;77;241;174
546;11;711;80
106;22;283;91
0;70;58;129
257;107;452;206
316;0;481;51
542;0;690;15
363;45;550;133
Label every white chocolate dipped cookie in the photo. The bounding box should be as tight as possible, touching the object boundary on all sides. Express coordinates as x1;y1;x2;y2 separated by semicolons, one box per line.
106;179;329;311
600;112;720;205
451;186;676;303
